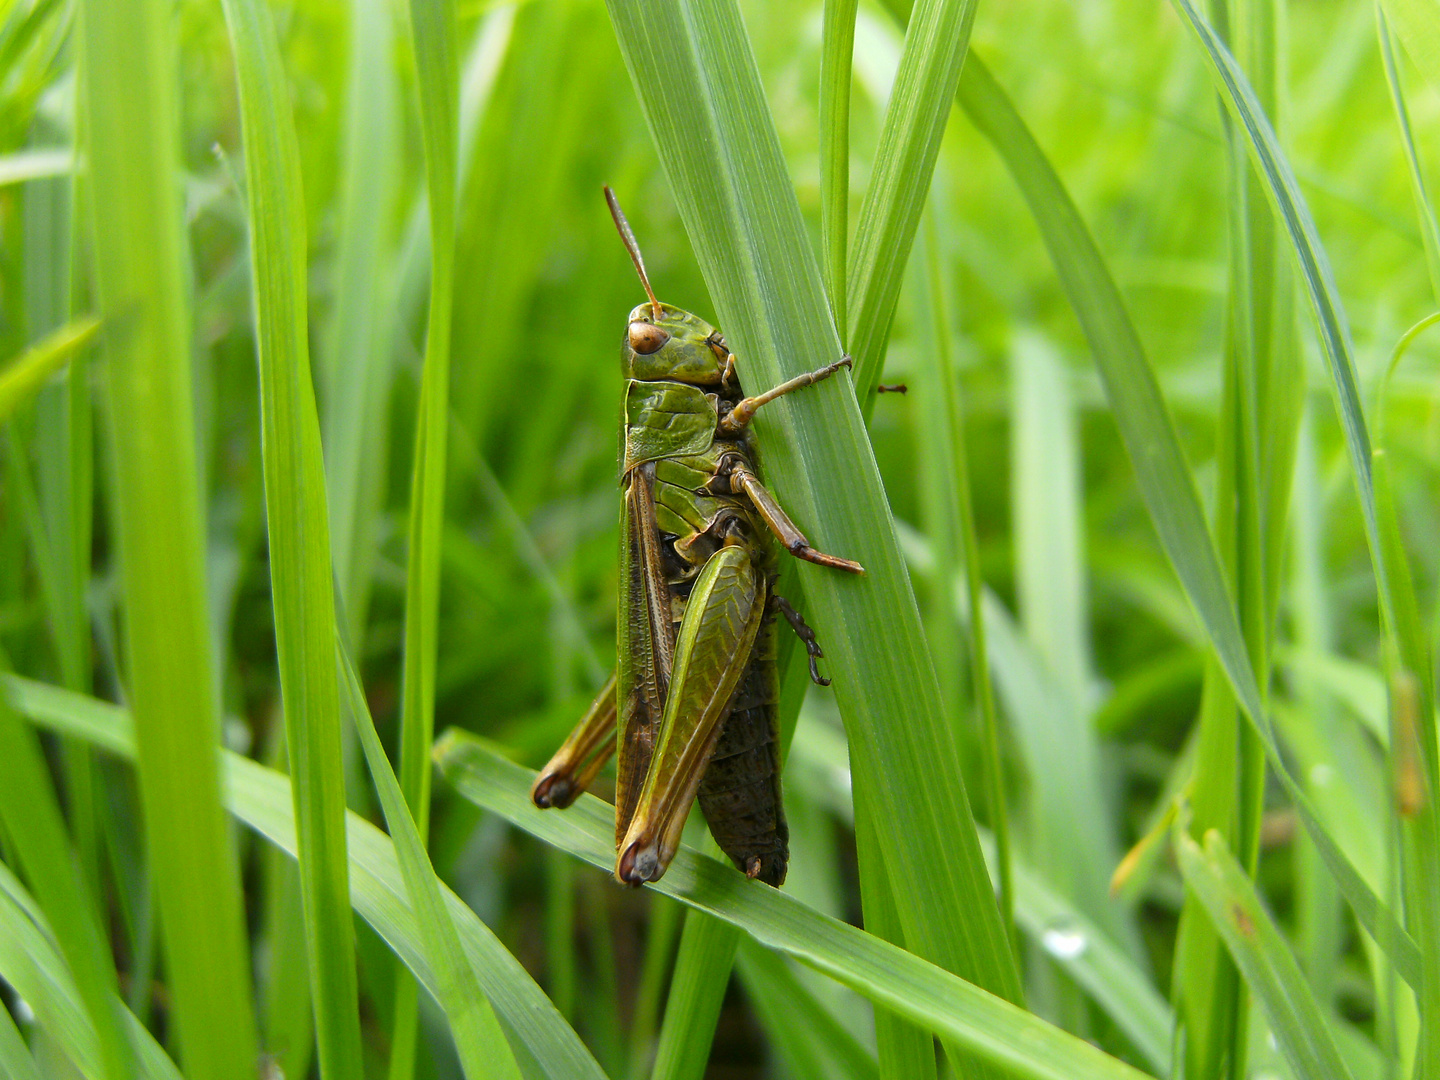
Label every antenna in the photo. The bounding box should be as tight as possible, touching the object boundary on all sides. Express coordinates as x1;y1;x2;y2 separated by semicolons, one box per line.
604;186;662;321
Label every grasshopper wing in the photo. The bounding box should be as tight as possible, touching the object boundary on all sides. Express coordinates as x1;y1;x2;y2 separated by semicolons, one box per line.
616;543;766;886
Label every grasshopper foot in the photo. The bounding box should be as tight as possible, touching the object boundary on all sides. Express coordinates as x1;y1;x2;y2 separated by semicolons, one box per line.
773;593;831;686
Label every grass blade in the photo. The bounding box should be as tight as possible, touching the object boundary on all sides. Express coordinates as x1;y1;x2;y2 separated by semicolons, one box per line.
77;0;259;1069
6;676;610;1080
1174;827;1356;1080
603;5;1023;1054
0;657;135;1080
1167;0;1440;1063
393;0;460;1066
846;0;976;403
818;0;858;331
650;908;739;1080
436;731;1156;1080
218;0;366;1069
0;316;97;423
953;48;1422;990
338;645;522;1080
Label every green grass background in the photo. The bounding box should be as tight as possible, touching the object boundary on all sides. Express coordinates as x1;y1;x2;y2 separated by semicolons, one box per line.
1;0;1438;1077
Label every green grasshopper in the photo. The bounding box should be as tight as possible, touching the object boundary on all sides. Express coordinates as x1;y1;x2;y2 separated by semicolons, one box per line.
530;188;863;888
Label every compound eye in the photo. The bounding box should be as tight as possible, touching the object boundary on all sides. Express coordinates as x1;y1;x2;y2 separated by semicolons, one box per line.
629;321;670;355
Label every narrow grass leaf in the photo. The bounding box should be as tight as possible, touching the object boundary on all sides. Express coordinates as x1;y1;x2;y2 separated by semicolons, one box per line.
78;0;259;1069
603;1;1023;1038
1174;828;1356;1080
323;0;400;642
218;0;364;1071
0;146;69;186
0;1002;44;1080
736;940;880;1080
1378;0;1440;100
1378;9;1440;303
954;49;1422;990
437;731;1158;1080
5;677;609;1080
847;0;976;402
650;909;739;1080
0;316;97;422
1169;0;1440;1054
0;862;183;1080
394;0;460;1065
0;658;135;1080
819;0;858;331
338;644;522;1080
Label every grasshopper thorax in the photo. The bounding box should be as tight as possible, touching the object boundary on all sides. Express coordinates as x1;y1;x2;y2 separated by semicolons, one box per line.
623;301;729;386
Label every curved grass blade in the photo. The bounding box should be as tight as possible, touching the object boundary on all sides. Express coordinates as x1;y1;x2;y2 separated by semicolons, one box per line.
77;0;259;1068
0;1003;44;1080
338;644;522;1080
4;676;608;1080
437;731;1158;1080
603;3;1023;1047
951;49;1422;991
217;0;366;1071
1174;828;1356;1080
0;316;97;423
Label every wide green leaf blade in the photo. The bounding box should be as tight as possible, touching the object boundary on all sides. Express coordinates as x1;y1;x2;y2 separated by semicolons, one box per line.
437;730;1155;1080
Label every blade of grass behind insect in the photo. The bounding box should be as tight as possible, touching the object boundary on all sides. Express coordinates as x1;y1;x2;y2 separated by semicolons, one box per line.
1167;0;1440;1066
338;643;523;1080
0;316;97;423
854;802;937;1080
218;0;365;1071
604;6;1024;1059
322;0;400;645
819;0;858;332
650;896;740;1080
845;0;975;404
437;732;1158;1080
1006;334;1141;963
0;655;135;1080
1174;827;1356;1080
393;0;460;1068
735;940;880;1080
78;0;259;1071
6;676;610;1080
952;48;1423;990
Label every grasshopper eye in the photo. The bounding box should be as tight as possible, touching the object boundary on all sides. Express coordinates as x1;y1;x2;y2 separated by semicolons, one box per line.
629;321;670;355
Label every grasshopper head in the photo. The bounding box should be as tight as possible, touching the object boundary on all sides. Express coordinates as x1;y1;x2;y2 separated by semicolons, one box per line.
623;302;728;384
604;186;730;386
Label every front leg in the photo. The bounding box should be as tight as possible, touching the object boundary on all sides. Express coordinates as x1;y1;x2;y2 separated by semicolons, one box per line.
717;354;852;436
716;458;864;575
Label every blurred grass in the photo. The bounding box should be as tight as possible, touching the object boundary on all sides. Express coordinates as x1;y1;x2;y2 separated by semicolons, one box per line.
2;0;1439;1076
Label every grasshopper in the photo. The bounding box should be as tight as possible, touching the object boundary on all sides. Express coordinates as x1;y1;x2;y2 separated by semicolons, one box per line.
531;188;863;888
